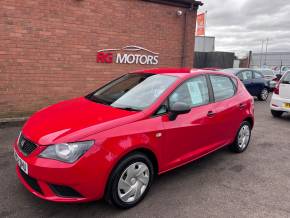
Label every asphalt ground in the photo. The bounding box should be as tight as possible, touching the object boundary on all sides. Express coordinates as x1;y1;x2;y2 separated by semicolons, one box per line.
1;97;290;218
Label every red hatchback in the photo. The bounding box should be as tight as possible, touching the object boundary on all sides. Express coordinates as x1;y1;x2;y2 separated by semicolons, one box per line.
14;68;254;208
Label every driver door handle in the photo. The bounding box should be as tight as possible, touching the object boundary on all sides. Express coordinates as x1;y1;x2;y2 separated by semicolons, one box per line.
207;111;216;117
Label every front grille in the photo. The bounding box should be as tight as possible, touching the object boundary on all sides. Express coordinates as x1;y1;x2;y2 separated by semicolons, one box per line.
18;134;37;156
18;167;43;195
49;184;83;198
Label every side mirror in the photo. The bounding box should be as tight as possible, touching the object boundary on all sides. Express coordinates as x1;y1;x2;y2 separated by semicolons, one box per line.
168;102;191;121
276;74;282;80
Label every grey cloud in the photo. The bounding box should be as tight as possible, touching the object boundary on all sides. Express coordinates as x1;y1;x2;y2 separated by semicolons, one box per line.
202;0;290;52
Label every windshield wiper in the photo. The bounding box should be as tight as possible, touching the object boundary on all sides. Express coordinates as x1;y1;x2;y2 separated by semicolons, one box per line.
87;96;111;105
112;106;141;111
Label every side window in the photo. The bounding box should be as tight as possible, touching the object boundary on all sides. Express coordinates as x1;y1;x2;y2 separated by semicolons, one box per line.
210;75;236;101
169;76;209;108
254;72;263;79
238;71;253;81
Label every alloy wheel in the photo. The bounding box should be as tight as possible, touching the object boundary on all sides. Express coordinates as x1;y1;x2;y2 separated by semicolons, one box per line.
261;89;269;101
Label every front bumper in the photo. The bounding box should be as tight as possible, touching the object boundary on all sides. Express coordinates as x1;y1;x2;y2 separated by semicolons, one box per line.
14;141;111;203
270;94;290;112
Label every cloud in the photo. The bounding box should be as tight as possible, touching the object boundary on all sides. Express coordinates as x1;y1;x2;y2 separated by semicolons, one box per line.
201;0;290;52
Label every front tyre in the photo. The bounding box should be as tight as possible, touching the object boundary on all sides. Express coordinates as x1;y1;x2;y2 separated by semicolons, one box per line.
230;121;252;153
258;88;269;101
105;152;154;209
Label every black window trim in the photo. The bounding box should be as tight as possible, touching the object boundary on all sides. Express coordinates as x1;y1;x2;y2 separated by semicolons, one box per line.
152;74;213;117
208;74;238;103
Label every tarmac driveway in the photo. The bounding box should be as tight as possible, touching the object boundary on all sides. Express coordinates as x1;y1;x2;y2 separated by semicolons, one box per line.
0;98;290;218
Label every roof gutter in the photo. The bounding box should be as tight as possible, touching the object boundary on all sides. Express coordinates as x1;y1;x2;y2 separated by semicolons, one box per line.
142;0;203;9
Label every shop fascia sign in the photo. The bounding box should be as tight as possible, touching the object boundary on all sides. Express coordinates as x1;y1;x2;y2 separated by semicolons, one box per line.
97;45;159;65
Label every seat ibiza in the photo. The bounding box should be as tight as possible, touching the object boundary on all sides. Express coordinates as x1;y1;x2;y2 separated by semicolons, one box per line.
13;68;254;208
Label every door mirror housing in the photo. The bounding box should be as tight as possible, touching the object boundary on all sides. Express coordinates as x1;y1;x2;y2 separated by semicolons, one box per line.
168;102;191;121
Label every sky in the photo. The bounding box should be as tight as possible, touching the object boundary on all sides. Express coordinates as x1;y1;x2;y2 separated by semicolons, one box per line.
200;0;290;54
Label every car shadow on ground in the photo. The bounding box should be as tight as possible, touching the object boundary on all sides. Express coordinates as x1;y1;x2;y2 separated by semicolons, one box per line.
13;147;233;217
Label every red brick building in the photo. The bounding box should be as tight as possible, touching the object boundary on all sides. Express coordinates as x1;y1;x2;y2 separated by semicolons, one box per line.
0;0;202;119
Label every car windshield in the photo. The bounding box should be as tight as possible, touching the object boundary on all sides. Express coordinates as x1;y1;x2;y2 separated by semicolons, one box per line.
87;73;177;111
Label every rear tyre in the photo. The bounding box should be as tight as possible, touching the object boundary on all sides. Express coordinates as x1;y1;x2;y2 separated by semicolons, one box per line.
258;88;269;101
271;110;284;118
230;121;252;153
105;152;154;209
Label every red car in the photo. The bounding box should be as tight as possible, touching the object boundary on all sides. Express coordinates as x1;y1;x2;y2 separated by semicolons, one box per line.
14;68;254;208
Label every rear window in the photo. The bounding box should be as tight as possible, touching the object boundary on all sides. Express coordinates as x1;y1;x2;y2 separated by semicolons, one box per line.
282;72;290;84
254;72;263;79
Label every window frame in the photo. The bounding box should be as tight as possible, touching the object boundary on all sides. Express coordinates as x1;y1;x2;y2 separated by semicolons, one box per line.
152;74;214;117
208;74;238;103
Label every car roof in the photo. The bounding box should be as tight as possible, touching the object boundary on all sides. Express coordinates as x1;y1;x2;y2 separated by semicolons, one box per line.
132;68;234;78
255;68;273;70
133;68;191;77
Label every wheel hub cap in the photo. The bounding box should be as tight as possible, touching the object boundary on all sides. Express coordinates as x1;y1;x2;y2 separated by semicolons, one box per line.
238;125;250;150
117;162;150;203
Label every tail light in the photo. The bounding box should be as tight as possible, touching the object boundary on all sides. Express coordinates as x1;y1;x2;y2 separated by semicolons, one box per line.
274;82;280;95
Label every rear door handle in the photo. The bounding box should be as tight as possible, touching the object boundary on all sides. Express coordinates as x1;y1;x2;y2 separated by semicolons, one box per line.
207;111;216;117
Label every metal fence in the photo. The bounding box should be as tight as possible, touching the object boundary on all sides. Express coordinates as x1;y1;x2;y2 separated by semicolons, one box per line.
194;52;235;68
251;52;290;72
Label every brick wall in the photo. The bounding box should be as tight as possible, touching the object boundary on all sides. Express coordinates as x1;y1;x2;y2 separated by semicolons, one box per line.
0;0;196;118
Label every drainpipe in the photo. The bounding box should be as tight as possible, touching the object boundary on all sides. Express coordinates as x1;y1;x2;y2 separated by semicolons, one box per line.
181;9;188;67
181;2;201;68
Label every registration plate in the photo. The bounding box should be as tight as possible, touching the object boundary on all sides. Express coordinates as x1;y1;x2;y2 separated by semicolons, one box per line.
14;149;28;175
284;103;290;109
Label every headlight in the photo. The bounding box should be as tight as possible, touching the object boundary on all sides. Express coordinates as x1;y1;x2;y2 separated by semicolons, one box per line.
39;140;94;163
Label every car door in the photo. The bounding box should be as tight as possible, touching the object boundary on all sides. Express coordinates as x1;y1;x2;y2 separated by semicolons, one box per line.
280;72;290;99
208;74;240;146
237;70;255;95
160;75;214;170
253;71;268;95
